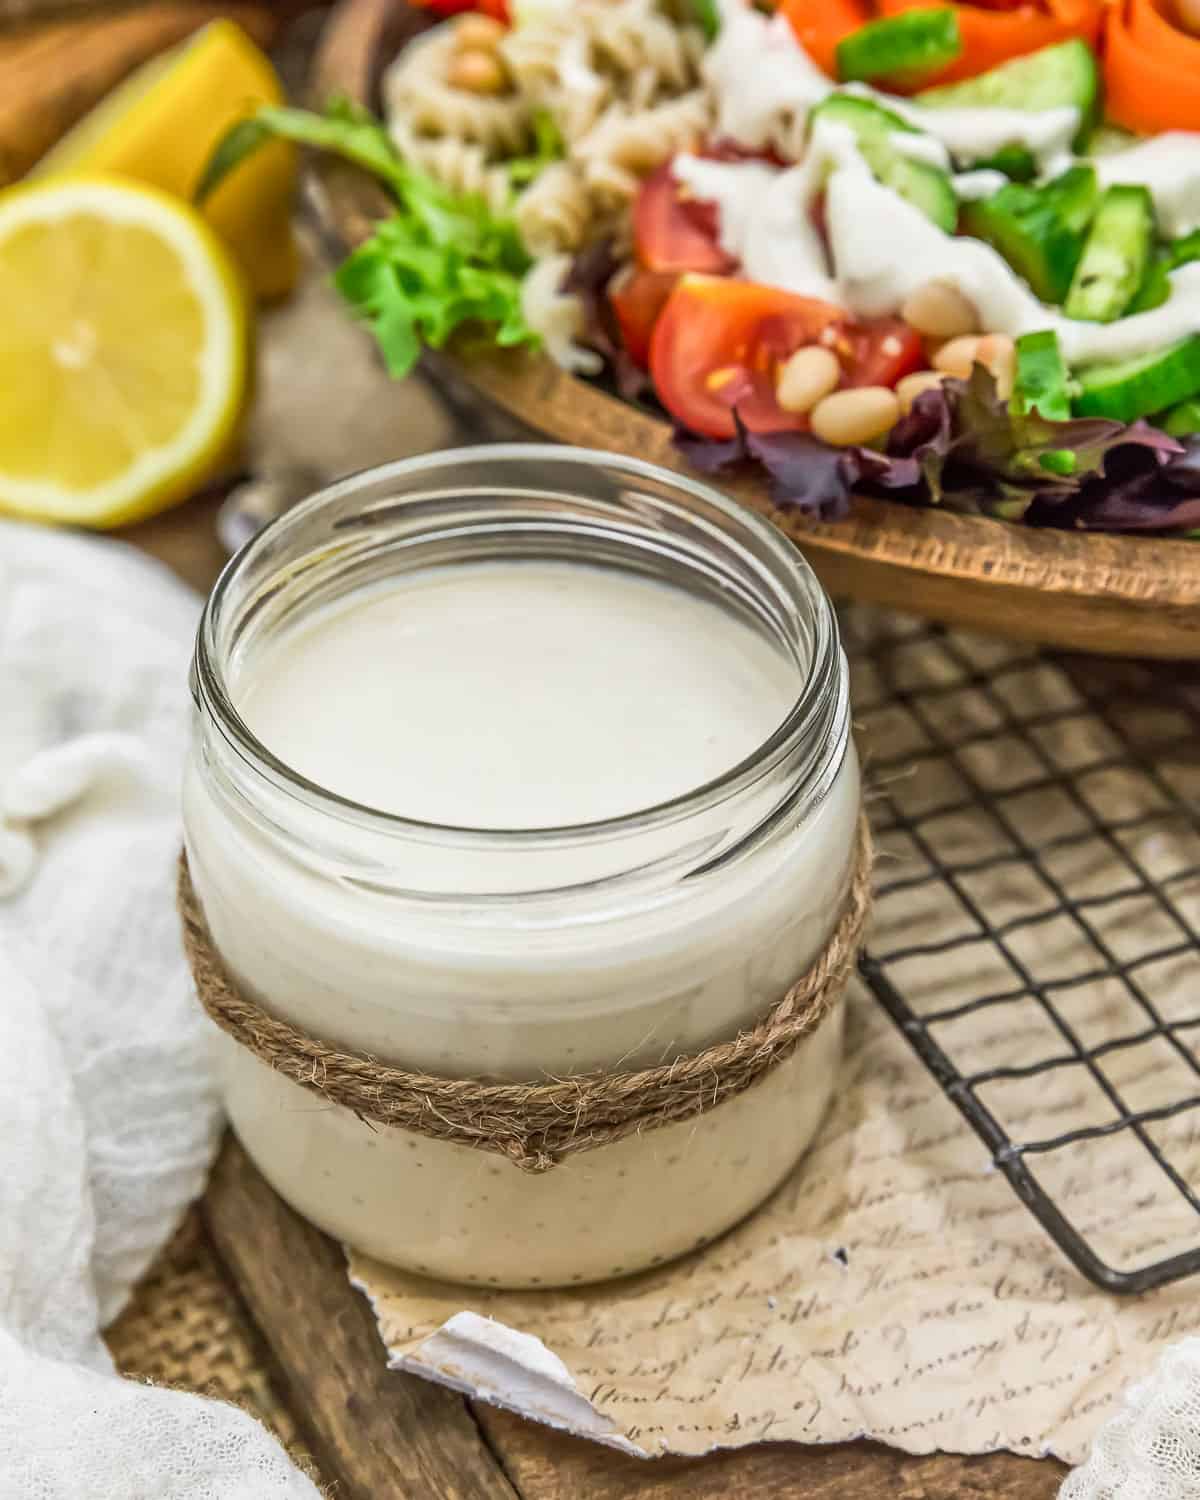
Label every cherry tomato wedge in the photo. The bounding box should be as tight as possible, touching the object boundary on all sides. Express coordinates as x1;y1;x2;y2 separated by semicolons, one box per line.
609;267;678;369
411;0;508;17
633;164;738;276
875;0;1101;87
650;276;848;438
844;318;925;388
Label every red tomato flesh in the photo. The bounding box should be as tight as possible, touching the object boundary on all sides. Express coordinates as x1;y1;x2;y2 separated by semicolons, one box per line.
844;318;924;388
650;276;849;437
633;164;738;276
609;267;678;369
411;0;508;16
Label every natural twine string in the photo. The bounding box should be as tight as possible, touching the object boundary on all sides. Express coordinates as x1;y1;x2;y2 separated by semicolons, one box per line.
178;815;872;1173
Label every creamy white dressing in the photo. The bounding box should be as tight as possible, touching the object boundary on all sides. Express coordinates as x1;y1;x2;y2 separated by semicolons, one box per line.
889;131;951;169
1095;134;1200;239
951;168;1011;202
707;0;1080;171
673;156;829;299
705;2;830;152
188;552;862;1286
826;168;1200;365
866;92;1079;176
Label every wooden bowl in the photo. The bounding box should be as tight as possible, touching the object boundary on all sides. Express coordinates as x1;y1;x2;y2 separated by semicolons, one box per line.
310;0;1200;657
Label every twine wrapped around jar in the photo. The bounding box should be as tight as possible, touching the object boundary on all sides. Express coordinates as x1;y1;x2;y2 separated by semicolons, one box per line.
178;815;872;1173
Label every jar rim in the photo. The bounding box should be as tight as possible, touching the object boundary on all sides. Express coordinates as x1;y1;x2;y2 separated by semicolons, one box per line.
194;444;846;854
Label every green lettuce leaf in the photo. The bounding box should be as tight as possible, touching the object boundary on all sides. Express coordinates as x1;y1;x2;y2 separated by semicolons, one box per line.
199;99;537;379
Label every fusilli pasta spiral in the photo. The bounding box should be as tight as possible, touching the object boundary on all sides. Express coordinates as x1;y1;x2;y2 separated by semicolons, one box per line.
384;26;532;152
515;162;593;254
390;121;514;216
379;1;716;371
572;90;712;207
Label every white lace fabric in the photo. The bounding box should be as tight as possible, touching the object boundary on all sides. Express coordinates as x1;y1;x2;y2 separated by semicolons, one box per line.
0;520;318;1499
1061;1338;1200;1500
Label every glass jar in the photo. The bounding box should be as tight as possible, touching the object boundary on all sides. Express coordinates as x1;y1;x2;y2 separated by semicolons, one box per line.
183;446;860;1288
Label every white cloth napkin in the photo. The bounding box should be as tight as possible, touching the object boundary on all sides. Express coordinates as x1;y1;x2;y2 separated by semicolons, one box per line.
0;519;318;1498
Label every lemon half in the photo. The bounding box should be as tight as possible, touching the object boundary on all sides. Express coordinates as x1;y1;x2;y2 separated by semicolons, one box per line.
35;20;297;302
0;174;249;528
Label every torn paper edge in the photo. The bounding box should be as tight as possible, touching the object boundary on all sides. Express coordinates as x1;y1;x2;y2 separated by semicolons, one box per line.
349;1273;648;1456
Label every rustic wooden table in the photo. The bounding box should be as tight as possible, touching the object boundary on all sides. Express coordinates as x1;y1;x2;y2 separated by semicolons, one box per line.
114;491;1068;1500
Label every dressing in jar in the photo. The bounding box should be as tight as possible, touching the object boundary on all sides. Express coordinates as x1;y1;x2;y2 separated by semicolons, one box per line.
183;447;861;1287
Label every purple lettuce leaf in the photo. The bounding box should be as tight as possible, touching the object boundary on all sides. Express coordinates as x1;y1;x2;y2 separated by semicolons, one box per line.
667;353;1200;537
1067;436;1200;532
675;411;858;521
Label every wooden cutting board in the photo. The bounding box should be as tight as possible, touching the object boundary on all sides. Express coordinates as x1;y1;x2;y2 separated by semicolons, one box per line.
0;1;282;184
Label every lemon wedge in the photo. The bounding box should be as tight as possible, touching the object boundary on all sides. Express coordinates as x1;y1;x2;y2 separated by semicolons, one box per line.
0;174;249;528
35;20;298;302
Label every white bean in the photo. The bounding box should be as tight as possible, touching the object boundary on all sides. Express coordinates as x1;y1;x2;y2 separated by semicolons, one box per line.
446;48;509;94
775;346;841;414
931;334;984;379
901;282;980;340
810;386;901;447
979;333;1016;399
454;13;506;50
932;333;1015;394
895;370;947;414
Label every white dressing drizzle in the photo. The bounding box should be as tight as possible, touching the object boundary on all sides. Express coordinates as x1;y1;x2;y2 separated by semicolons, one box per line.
869;93;1079;177
704;3;831;152
706;0;1080;173
951;168;1011;202
889;132;951;169
673;131;856;301
826;169;1200;365
1094;134;1200;239
674;140;1200;367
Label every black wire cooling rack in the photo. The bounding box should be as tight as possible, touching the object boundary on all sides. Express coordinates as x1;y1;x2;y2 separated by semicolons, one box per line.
844;608;1200;1294
383;364;1200;1296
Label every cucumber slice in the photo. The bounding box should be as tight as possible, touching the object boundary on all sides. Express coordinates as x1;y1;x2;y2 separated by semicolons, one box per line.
836;9;961;89
972;146;1037;183
1064;185;1153;323
962;165;1098;303
1161;397;1200;437
1012;330;1073;420
810;95;958;232
1074;337;1200;422
914;39;1100;149
1171;229;1200;268
879;155;958;233
1134;231;1200;312
810;92;917;146
1128;251;1171;314
1085;124;1138;157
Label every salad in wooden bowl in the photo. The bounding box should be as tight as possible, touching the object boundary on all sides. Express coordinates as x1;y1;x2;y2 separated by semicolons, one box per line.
212;0;1200;653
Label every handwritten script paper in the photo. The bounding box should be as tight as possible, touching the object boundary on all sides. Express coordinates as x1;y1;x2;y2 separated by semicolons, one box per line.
351;608;1200;1463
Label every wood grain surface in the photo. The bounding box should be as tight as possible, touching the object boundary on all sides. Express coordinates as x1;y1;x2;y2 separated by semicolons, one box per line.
308;0;1200;660
202;1137;1065;1500
204;1141;520;1500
